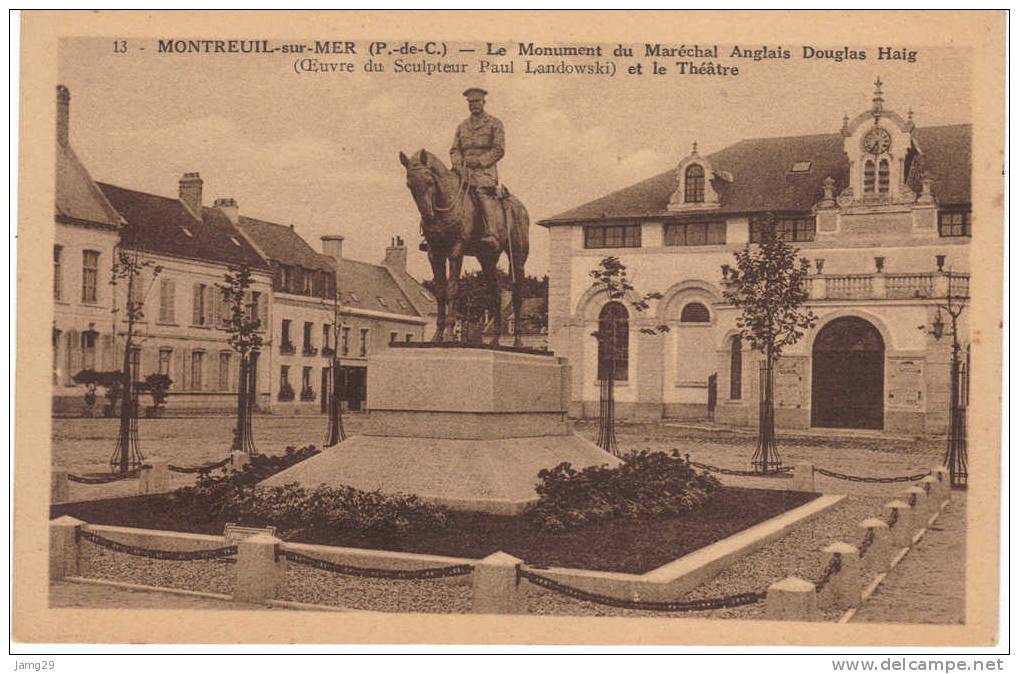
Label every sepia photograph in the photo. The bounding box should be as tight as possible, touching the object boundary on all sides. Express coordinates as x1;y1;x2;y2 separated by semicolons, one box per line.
12;10;1006;650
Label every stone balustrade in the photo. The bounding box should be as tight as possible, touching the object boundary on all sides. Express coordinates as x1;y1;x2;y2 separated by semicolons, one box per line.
809;272;969;302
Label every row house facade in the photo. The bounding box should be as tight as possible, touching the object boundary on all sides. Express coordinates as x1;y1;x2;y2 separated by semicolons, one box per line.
540;82;971;436
53;84;436;416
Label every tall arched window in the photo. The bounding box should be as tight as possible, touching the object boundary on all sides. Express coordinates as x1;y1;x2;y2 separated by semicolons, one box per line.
680;302;710;323
863;160;876;193
729;336;742;400
878;159;890;193
597;302;629;381
684;164;705;203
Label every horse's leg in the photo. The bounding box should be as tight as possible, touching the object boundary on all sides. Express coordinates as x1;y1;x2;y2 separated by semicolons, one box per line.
482;254;501;347
511;202;530;348
447;242;464;341
428;250;447;342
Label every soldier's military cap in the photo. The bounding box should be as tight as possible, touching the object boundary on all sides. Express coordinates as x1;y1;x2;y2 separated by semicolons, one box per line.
462;87;488;98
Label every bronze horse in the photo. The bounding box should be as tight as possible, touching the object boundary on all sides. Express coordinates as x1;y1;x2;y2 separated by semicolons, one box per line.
399;149;530;347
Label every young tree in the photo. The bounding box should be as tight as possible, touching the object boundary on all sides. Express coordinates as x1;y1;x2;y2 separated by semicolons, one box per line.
109;247;162;473
722;215;817;472
588;256;668;456
220;264;264;455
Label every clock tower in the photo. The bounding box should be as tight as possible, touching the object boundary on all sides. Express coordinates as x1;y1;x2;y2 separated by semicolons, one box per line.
838;78;918;208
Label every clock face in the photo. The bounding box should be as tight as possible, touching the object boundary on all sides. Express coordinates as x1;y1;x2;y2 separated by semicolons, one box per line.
862;127;892;155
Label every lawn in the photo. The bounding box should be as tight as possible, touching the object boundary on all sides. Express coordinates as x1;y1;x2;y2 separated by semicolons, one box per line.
52;486;816;574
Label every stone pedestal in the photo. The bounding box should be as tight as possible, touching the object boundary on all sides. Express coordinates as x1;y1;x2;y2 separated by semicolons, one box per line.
262;345;618;514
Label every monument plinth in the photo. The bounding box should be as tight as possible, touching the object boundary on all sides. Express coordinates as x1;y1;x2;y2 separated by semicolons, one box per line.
262;344;619;515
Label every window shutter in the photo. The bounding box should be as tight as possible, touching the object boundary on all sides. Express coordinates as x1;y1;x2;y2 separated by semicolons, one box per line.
141;347;157;378
258;293;268;331
212;289;221;328
100;334;114;370
204;286;215;327
66;330;80;383
180;347;190;390
192;284;202;325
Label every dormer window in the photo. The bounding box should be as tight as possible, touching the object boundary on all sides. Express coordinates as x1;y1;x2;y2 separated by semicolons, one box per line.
684;165;705;203
377;296;389;308
790;161;812;173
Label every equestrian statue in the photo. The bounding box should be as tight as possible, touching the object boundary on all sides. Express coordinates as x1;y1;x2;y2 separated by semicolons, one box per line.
399;87;530;347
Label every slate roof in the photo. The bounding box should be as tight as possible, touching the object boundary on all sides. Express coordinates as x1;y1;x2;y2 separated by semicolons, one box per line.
334;257;421;318
56;145;123;229
236;217;335;272
382;263;438;318
97;183;268;269
539;124;972;225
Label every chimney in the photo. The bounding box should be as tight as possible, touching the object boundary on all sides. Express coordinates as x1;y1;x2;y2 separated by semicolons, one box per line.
56;85;70;147
214;197;239;224
179;172;203;218
321;235;344;261
384;235;407;271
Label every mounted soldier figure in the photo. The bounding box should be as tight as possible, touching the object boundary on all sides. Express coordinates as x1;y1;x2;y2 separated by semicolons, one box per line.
450;87;504;252
400;88;530;346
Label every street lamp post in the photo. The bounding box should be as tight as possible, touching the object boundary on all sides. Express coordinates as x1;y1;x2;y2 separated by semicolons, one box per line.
919;263;968;490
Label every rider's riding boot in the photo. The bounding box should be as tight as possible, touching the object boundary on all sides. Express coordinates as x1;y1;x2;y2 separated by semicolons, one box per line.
478;191;502;252
478;234;499;251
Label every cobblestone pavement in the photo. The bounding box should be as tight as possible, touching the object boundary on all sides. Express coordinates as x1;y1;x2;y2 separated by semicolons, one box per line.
52;415;963;622
851;494;966;625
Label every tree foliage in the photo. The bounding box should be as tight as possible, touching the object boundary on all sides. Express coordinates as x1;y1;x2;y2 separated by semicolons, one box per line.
589;256;668;335
722;217;817;362
220;264;263;357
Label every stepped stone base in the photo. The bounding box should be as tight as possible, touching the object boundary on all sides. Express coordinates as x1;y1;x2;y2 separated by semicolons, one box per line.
260;433;619;515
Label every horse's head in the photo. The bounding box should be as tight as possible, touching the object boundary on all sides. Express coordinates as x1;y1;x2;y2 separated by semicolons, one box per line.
399;149;441;223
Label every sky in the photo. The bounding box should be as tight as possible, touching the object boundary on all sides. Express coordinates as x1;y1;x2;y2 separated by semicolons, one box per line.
59;38;971;281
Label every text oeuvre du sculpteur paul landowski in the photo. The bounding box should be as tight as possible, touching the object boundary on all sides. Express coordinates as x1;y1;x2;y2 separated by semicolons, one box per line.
113;39;921;77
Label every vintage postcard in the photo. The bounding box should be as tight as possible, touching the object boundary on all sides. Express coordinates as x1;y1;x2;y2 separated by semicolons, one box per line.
13;10;1005;647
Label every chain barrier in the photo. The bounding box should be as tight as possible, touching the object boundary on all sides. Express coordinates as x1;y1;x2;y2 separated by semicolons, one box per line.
77;528;238;561
857;528;876;559
814;467;931;484
280;548;473;580
517;567;767;612
687;459;794;479
168;456;233;474
66;467;142;484
814;554;842;594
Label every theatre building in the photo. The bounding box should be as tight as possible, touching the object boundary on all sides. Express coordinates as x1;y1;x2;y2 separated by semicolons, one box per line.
540;82;970;435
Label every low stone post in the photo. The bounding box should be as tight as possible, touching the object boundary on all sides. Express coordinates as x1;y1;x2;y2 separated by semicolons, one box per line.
51;469;69;504
230;451;250;473
49;516;83;580
766;576;819;621
820;542;863;610
472;551;526;614
903;486;928;527
233;533;283;604
885;499;914;548
857;518;892;573
919;476;941;515
790;463;815;492
138;458;169;495
931;466;950;502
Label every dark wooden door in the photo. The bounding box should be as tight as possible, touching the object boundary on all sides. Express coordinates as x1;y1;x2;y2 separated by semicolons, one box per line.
811;317;884;430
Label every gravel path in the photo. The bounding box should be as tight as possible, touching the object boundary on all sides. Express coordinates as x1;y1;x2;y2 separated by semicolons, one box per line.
78;538;235;595
278;567;471;613
49;580;270;610
852;495;966;625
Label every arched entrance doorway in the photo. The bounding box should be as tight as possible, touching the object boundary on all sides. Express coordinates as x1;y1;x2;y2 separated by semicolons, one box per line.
811;317;885;430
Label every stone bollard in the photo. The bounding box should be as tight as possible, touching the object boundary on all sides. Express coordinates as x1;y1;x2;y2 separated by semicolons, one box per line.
138;458;169;495
230;451;250;473
472;551;526;614
790;463;816;493
766;576;819;621
51;469;69;504
819;542;863;610
233;533;283;604
919;476;940;515
903;486;928;527
857;518;892;573
49;516;83;581
931;466;951;503
885;499;914;548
